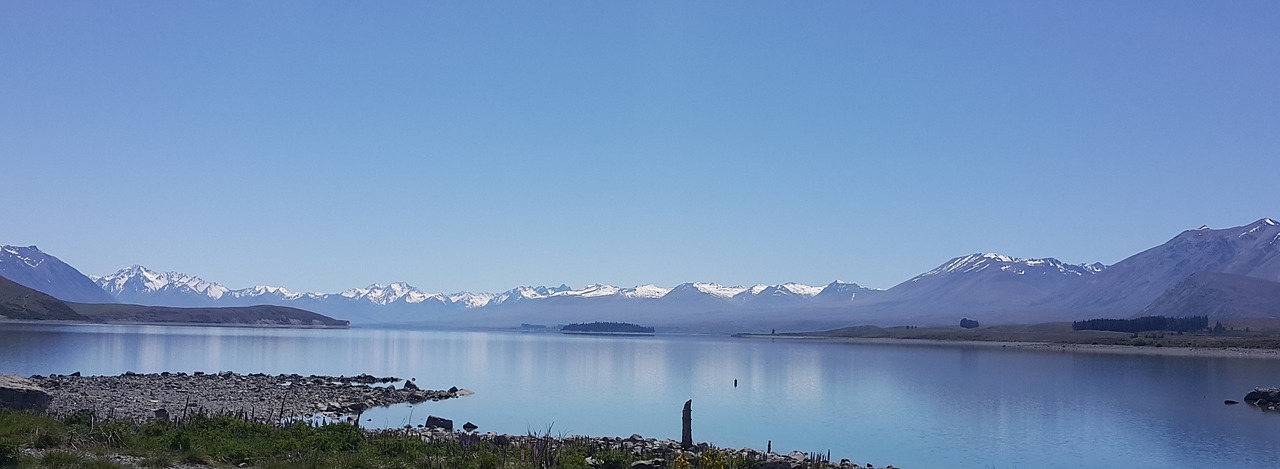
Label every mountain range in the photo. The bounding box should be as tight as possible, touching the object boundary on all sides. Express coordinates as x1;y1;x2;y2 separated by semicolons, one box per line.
0;267;348;327
4;218;1279;331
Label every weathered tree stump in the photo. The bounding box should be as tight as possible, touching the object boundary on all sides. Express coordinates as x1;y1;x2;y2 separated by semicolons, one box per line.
681;399;692;450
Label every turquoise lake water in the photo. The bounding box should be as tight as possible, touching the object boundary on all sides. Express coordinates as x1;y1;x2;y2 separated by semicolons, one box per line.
2;323;1278;468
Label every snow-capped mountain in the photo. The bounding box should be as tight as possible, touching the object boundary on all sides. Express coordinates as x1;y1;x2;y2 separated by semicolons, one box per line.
912;253;1104;280
93;265;230;306
340;282;445;306
447;291;497;309
0;245;116;303
861;252;1107;323
490;285;574;305
226;285;312;301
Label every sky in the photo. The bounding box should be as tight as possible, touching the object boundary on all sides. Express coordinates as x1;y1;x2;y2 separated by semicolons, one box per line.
2;1;1277;294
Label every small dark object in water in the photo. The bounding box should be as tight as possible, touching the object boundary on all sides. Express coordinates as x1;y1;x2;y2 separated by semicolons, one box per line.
733;379;737;388
1225;400;1240;405
463;421;478;432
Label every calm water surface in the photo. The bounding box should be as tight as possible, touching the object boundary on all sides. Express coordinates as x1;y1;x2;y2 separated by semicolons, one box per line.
1;323;1278;469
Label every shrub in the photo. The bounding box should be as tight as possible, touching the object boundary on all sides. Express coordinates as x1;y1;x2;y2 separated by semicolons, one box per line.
0;441;18;468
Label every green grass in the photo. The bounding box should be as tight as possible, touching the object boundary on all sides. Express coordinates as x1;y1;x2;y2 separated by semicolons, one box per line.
0;409;781;469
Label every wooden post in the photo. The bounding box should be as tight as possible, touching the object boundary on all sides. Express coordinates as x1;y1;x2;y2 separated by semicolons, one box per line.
681;399;692;450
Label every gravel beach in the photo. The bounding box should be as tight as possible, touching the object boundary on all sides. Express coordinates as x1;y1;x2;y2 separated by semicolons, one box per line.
28;371;466;422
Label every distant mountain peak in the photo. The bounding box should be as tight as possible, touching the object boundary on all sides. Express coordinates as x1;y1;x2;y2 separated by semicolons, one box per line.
914;252;1102;282
1;245;45;268
0;245;117;303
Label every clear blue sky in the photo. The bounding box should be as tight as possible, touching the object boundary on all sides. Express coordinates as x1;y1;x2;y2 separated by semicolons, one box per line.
2;1;1277;293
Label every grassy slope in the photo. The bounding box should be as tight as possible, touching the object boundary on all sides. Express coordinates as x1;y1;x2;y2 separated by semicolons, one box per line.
802;319;1280;349
0;275;86;321
68;303;350;327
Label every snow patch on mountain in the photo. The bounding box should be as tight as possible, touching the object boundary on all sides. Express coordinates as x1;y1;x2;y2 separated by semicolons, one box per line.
780;283;824;296
2;246;45;269
551;284;620;298
691;283;750;299
625;284;671;299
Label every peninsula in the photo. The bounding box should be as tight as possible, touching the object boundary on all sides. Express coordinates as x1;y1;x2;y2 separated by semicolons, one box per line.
0;275;348;328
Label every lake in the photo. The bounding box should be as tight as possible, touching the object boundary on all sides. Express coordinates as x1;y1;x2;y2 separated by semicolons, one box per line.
2;323;1279;468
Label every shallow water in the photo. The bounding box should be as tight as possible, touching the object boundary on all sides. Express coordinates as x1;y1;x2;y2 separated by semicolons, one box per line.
2;323;1278;468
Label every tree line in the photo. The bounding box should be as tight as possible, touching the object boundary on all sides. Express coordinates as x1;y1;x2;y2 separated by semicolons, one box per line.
1071;315;1209;333
560;321;655;333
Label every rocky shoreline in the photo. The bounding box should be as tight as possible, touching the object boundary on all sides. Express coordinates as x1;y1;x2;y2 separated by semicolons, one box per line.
4;372;898;468
26;371;466;422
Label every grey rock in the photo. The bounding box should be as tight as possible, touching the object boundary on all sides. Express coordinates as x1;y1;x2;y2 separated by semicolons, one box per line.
0;375;51;411
631;458;664;469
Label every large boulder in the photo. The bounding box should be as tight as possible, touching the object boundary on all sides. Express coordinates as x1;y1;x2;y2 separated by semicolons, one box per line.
0;375;51;411
425;415;453;431
1245;387;1280;406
